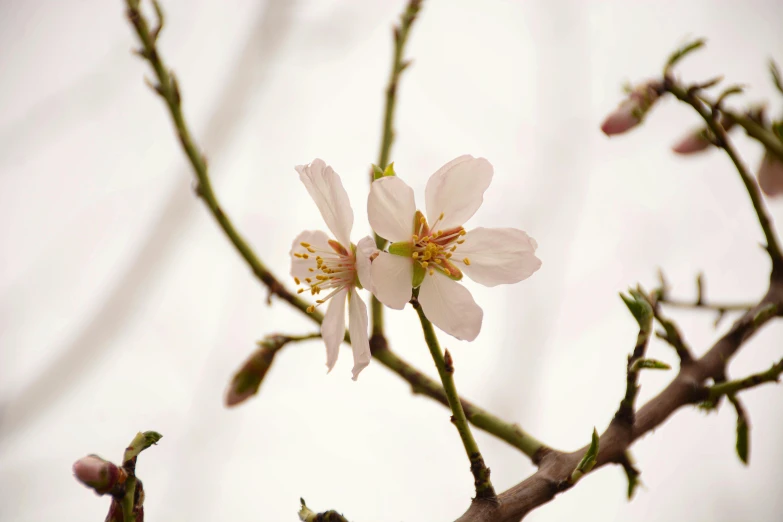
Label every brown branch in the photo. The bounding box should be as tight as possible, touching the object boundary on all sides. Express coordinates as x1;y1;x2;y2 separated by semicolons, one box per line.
457;281;782;522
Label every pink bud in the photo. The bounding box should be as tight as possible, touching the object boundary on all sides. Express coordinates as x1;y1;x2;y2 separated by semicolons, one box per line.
601;80;662;136
73;455;121;494
672;129;711;155
757;150;783;197
601;101;640;136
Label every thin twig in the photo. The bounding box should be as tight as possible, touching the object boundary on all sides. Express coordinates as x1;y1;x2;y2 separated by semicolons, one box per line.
414;300;496;502
706;358;783;401
664;79;783;272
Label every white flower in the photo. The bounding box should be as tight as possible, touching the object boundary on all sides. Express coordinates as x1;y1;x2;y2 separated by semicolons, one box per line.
291;159;376;380
367;155;541;341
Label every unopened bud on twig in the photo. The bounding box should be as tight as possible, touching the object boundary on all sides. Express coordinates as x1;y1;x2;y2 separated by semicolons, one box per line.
757;149;783;197
601;80;663;136
671;116;735;155
225;341;279;407
73;455;124;495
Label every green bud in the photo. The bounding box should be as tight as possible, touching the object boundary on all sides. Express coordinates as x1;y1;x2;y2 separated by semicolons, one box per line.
388;241;413;257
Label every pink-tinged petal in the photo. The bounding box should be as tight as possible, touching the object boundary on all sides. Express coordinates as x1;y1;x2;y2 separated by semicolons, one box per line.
368;176;417;242
425;155;493;229
671;128;710;155
296;159;354;247
418;271;483;341
321;288;348;372
348;288;371;380
355;235;377;292
758;150;783;197
290;230;331;281
370;251;413;309
458;227;542;287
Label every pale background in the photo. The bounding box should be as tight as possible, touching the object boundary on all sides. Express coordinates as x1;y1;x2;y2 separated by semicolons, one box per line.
1;1;782;521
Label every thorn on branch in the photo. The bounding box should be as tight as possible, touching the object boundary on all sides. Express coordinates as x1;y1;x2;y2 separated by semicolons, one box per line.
444;349;454;374
567;428;599;486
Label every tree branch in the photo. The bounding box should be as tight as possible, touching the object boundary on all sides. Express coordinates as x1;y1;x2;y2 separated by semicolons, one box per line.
457;281;782;522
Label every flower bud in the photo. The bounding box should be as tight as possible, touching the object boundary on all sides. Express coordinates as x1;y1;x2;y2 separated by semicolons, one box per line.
72;455;122;494
601;80;663;136
757;150;783;197
225;342;278;407
672;129;711;155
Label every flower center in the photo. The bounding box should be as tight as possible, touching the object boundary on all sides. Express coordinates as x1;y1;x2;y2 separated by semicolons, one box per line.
387;210;468;285
292;240;356;313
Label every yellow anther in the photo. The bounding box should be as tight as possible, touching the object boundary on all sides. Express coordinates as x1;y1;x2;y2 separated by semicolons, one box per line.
300;242;311;248
316;275;328;280
429;269;434;275
306;305;315;313
435;259;442;264
419;216;426;224
457;239;465;244
305;278;312;283
297;288;304;294
308;268;314;272
316;299;324;304
294;253;303;258
302;253;309;259
450;246;457;252
412;234;419;241
459;230;466;236
307;247;316;253
445;252;452;258
463;257;471;265
412;252;419;259
436;230;443;237
294;277;301;285
421;261;429;268
439;212;445;221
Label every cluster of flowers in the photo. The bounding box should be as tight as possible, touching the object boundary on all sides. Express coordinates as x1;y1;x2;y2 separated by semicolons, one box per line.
291;156;542;380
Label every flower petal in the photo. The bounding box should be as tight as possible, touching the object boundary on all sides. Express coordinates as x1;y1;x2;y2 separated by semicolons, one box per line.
458;227;542;287
290;230;331;281
758;150;783;197
355;235;377;293
370;251;413;310
348;288;371;380
368;176;416;242
425;155;493;229
296;159;354;247
418;271;483;341
321;288;348;372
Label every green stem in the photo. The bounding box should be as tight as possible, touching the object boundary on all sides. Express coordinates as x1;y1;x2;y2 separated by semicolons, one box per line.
370;0;422;336
120;475;137;522
707;358;783;401
125;0;545;462
414;303;496;501
721;109;783;162
666;81;783;271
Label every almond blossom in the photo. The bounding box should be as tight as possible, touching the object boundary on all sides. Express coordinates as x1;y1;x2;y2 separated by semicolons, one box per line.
291;159;375;380
367;155;541;341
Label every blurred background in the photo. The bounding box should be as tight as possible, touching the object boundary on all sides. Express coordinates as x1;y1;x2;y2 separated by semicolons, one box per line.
1;0;782;520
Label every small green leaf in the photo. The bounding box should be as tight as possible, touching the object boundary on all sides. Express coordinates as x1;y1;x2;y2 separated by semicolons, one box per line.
620;290;653;328
388;241;413;257
123;431;162;464
666;38;706;69
630;358;671;372
372;164;385;180
736;415;749;465
571;428;599;484
383;162;397;177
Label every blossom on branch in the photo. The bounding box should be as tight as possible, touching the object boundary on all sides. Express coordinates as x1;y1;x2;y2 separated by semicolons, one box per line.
291;160;375;380
367;155;541;341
